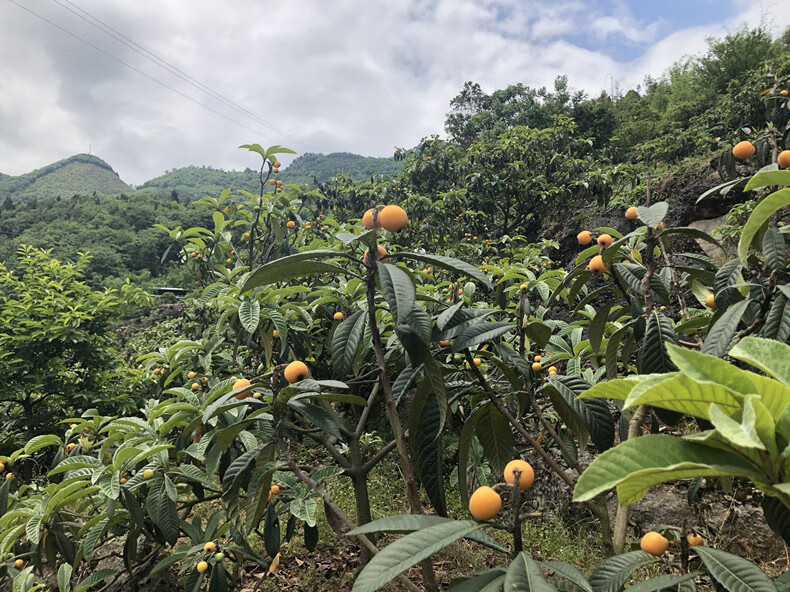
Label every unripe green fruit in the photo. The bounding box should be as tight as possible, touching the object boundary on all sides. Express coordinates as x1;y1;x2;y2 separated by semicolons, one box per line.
143;469;154;480
215;552;225;561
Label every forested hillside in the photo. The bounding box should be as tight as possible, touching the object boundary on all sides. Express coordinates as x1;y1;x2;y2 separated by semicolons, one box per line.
0;153;131;203
131;152;403;201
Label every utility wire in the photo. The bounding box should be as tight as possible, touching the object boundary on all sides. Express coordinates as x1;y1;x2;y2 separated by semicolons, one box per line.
4;0;279;143
51;0;308;148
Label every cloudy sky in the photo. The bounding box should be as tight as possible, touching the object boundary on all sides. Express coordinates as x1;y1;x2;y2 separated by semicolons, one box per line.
1;0;789;185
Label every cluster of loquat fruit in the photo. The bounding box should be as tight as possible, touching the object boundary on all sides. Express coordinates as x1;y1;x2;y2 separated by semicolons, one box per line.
468;459;535;521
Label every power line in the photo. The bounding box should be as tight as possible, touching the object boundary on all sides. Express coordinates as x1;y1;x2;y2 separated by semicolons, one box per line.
51;0;308;148
4;0;281;143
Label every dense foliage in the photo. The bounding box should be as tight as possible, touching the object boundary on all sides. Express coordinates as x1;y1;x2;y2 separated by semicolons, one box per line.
2;23;790;592
0;247;151;453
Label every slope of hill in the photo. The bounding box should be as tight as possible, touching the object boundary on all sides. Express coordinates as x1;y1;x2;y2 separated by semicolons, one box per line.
0;154;131;203
135;152;402;201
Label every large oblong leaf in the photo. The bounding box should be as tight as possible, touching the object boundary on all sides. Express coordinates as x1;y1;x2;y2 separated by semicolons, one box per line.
504;552;557;592
475;402;514;476
330;310;367;377
702;300;750;358
739;188;790;262
731;337;790;388
667;343;756;395
448;569;507;591
573;434;763;505
238;299;261;333
619;573;699;592
409;392;447;516
377;262;415;323
348;515;508;554
588;551;658;592
241;250;350;292
350;521;483;592
387;252;492;288
744;169;790;191
538;560;593;592
763;227;786;274
637;311;678;374
713;259;743;310
623;373;744;420
695;546;778;592
636;202;668;229
451;322;513;353
546;376;614;452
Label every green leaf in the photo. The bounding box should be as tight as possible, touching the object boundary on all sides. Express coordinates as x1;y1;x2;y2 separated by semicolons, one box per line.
606;324;633;379
288;400;341;438
744;169;790;191
588;551;658;592
525;322;553;349
504;552;557;592
351;521;483;592
638;311;678;374
290;498;318;527
348;515;509;554
538;561;592;592
238;299;261;333
392;364;419;406
739;189;790;262
694;546;778;592
222;444;270;501
573;434;763;505
336;229;376;246
577;377;643;401
25;434;62;455
242;251;349;292
149;551;189;577
761;496;790;546
714;259;743;310
410;393;447;516
624;373;744;420
745;372;790;420
475;402;514;476
708;403;765;451
387;252;492;288
25;513;43;545
458;406;481;510
589;301;614;353
377;262;416;323
58;563;72;592
81;518;109;563
74;569;116;592
264;503;280;558
448;569;507;592
208;563;228;592
636;202;668;229
763;227;787;274
452;322;513;353
730;337;790;387
330;310;367;377
304;523;319;551
623;573;699;592
546;376;614;452
667;344;757;395
702;300;750;358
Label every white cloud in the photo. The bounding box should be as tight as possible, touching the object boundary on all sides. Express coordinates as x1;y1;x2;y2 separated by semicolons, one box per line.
0;0;788;185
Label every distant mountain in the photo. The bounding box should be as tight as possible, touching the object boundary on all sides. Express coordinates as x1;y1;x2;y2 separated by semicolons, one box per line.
0;151;402;205
135;152;403;201
0;154;131;203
